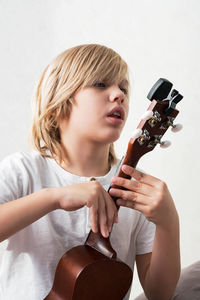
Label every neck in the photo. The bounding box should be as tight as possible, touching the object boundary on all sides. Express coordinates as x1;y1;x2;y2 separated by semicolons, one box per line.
58;136;111;177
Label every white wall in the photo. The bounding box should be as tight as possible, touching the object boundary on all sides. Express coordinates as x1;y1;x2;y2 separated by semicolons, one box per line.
0;0;200;298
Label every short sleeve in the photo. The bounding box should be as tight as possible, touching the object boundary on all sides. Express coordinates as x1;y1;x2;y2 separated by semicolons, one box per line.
0;153;24;204
136;214;156;255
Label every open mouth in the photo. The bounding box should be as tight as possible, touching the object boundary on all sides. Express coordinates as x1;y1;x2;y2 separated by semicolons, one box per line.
107;112;122;119
107;106;125;121
106;112;124;126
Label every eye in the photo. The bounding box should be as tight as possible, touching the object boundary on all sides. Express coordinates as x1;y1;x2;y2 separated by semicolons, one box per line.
120;87;128;95
93;82;106;88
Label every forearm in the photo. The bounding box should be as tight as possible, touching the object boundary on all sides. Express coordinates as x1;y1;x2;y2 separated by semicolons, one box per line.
144;214;180;300
110;166;181;299
0;188;58;242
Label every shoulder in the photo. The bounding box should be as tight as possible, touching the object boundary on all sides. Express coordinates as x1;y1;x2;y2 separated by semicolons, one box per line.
0;151;50;180
0;152;43;202
0;151;46;169
0;151;52;202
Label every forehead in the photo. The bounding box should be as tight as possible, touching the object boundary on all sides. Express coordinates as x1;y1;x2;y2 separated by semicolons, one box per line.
81;57;129;90
98;76;129;87
118;78;129;86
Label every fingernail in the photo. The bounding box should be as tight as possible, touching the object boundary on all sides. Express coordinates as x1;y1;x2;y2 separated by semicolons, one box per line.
104;228;109;238
111;176;117;182
109;188;116;195
122;165;131;172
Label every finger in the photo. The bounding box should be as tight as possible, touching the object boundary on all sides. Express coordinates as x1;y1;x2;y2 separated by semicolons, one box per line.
114;210;119;223
102;189;118;232
109;188;148;205
98;191;109;238
121;165;160;186
111;176;152;197
89;201;99;234
116;198;147;213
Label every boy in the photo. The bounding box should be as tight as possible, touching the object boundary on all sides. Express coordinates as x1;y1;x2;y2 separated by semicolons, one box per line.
0;44;180;299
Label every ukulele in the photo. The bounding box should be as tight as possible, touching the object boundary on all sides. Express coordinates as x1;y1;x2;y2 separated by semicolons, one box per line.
44;78;183;300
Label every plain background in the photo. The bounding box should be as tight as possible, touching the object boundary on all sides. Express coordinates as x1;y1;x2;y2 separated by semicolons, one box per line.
0;0;199;298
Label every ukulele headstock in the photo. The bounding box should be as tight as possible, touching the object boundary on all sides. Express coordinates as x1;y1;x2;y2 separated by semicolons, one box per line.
125;78;183;166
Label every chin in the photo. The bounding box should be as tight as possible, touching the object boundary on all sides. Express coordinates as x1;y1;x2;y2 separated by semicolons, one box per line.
100;130;122;144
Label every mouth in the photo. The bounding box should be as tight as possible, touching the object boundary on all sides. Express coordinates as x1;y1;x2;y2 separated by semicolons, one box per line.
107;106;125;121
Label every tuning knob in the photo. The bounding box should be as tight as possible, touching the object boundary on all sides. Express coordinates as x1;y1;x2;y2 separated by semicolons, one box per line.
160;140;171;148
132;128;142;140
141;110;154;121
171;123;183;133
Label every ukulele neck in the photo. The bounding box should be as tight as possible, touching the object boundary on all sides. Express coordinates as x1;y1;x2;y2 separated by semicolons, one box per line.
85;144;141;258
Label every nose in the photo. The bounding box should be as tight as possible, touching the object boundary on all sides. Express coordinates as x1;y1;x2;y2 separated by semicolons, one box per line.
109;85;125;104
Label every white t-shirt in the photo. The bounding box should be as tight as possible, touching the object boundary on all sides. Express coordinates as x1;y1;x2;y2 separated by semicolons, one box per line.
0;151;155;300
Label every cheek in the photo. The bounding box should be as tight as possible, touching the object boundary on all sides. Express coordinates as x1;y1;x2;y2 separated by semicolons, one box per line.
82;102;103;122
73;106;100;129
124;103;129;121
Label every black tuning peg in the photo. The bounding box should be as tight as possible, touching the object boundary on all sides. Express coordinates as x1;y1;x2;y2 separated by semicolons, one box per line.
165;89;183;115
147;78;173;101
147;78;183;115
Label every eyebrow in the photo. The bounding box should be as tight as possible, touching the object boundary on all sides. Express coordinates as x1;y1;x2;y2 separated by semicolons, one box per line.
119;79;129;86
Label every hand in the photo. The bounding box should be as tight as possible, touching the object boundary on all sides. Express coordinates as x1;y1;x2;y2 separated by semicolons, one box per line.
109;164;178;228
54;181;118;238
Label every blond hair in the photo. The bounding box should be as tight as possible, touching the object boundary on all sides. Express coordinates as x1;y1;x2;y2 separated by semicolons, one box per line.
30;44;129;166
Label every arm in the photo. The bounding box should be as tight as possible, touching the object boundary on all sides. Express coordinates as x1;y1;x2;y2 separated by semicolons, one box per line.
0;188;58;242
0;181;118;242
109;164;180;300
136;218;180;300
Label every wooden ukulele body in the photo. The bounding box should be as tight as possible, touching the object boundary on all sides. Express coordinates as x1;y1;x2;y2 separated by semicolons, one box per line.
45;244;132;300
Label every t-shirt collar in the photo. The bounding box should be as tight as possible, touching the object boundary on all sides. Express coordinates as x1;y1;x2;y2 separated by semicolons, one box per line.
46;156;122;189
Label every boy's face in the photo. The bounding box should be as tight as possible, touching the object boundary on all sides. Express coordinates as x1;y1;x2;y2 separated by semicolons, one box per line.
59;81;129;144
